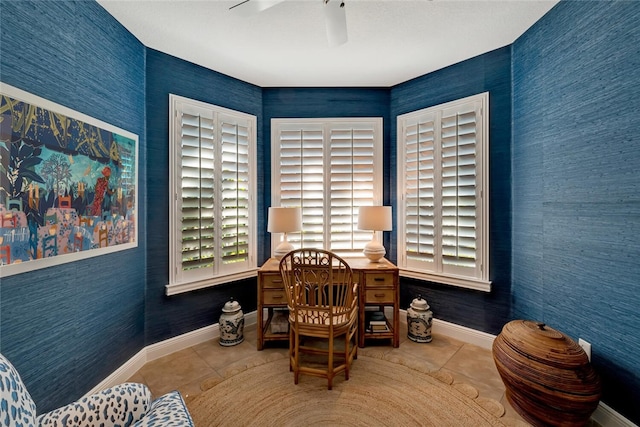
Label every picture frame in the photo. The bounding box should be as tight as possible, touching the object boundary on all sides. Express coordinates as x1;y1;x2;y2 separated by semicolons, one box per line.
0;83;138;277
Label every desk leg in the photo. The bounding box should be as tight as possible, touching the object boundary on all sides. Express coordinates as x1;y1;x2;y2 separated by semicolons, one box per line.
358;293;366;348
393;284;400;348
257;306;264;350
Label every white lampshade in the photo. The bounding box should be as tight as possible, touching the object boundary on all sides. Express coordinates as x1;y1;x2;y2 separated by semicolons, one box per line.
357;206;392;231
358;206;392;262
267;207;302;233
268;207;302;259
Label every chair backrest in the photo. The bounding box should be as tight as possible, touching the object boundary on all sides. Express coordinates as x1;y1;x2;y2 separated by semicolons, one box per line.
279;249;356;326
0;353;37;426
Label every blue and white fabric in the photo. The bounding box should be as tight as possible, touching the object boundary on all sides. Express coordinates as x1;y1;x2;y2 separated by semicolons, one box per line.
1;353;194;426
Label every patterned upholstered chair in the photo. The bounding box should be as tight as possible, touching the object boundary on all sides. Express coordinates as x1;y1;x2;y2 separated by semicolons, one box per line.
0;352;194;426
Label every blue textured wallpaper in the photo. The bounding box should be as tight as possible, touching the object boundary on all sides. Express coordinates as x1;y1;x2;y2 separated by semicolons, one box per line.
0;0;146;412
512;1;640;422
144;49;263;345
390;47;513;335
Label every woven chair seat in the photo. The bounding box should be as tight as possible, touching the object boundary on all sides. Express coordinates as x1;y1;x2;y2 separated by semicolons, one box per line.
290;302;355;326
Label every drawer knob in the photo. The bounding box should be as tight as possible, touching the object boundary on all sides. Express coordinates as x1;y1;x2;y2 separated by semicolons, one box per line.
374;293;386;298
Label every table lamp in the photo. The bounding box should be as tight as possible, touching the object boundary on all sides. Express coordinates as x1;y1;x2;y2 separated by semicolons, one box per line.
358;206;392;262
268;207;302;260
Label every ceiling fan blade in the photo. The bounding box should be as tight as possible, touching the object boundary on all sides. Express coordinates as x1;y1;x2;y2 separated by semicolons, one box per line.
323;0;347;47
229;0;285;16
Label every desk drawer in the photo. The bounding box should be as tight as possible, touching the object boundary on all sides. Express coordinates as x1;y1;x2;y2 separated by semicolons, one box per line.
263;289;287;305
365;273;394;288
365;288;394;304
262;274;284;289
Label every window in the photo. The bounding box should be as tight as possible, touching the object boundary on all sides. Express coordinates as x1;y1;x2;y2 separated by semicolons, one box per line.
167;95;257;295
397;93;490;291
271;118;383;256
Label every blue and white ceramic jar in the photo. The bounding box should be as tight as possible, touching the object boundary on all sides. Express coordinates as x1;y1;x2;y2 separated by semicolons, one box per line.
219;298;245;346
407;295;433;343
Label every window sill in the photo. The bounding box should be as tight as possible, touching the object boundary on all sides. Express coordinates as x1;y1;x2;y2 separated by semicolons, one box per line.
166;269;259;296
399;269;492;293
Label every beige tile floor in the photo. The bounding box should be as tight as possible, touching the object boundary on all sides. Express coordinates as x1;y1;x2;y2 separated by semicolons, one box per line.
128;321;534;424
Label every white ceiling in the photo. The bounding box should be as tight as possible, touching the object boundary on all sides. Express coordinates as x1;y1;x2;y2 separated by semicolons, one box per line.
97;0;558;87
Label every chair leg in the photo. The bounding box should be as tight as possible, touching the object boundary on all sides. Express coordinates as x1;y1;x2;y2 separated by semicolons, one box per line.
327;335;334;390
354;327;358;360
293;330;300;385
344;333;350;381
289;325;295;372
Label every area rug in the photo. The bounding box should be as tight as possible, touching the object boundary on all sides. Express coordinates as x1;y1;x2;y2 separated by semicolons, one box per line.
186;350;526;427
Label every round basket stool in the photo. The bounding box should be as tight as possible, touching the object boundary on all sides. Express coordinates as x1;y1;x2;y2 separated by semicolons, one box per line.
492;320;601;426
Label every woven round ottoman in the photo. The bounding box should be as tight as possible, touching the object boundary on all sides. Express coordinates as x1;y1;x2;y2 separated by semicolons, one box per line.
492;320;601;426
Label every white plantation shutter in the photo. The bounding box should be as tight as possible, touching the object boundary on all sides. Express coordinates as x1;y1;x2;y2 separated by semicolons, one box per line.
168;95;256;294
220;117;250;266
404;113;436;266
398;93;489;291
179;106;216;277
441;106;478;273
329;126;376;251
278;126;324;247
272;118;382;256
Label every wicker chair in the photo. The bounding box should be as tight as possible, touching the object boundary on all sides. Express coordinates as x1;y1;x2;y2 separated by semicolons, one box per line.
279;248;358;390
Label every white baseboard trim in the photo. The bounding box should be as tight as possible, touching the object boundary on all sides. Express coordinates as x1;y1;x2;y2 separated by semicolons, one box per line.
592;402;637;427
88;310;634;427
432;318;496;349
85;348;147;396
85;312;257;396
398;309;495;350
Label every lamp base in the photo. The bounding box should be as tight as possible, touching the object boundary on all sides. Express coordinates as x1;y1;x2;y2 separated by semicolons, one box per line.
274;241;294;260
363;240;386;263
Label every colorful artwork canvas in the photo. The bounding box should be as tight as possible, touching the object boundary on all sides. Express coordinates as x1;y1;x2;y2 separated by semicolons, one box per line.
0;83;138;276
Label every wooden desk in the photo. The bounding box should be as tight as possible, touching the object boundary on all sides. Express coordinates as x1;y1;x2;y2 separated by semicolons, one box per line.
257;257;399;350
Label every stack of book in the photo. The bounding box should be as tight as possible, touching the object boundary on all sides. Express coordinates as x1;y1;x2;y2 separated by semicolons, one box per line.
270;309;289;334
366;310;389;333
